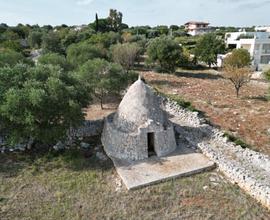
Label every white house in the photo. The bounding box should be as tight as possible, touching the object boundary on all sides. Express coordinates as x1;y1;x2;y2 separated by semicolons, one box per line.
225;31;270;70
184;21;213;36
255;26;270;33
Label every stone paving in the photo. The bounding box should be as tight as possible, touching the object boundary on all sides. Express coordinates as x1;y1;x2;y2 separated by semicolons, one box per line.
110;146;215;190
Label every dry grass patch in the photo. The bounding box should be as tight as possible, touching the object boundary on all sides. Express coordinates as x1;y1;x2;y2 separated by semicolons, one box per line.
1;147;269;220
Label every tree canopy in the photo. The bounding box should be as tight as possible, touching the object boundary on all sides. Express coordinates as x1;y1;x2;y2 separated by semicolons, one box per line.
110;43;141;72
223;49;252;97
147;37;182;73
223;48;251;68
42;32;63;54
38;53;71;71
195;33;225;67
0;64;91;144
0;49;32;68
77;58;136;109
67;42;106;68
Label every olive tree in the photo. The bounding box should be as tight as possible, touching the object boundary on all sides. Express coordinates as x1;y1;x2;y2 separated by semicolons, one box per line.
195;33;225;67
0;64;91;145
42;31;63;54
223;49;252;97
28;31;43;49
77;58;134;109
223;48;251;68
67;42;106;69
0;49;32;67
110;43;141;72
147;37;182;73
38;53;71;71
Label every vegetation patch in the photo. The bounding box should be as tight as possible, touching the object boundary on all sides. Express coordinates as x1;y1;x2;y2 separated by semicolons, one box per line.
223;132;251;149
1;148;270;219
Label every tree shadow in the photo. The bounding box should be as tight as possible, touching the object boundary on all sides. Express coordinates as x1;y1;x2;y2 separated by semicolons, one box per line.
147;79;186;88
175;71;223;80
245;95;269;102
174;123;215;149
0;137;114;178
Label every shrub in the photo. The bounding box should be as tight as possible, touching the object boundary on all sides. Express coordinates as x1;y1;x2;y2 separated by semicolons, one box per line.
87;32;121;48
264;69;270;100
28;31;43;49
264;69;270;81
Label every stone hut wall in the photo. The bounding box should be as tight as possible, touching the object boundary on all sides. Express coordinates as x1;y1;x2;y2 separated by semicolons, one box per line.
102;119;148;160
153;126;177;157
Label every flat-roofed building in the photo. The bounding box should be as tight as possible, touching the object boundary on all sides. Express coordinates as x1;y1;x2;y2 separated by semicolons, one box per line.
225;31;270;70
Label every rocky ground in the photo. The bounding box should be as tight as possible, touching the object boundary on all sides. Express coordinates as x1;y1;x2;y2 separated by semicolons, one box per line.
144;69;270;155
165;99;270;210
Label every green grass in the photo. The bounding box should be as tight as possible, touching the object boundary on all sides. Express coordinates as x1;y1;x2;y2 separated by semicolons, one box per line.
223;132;251;149
1;148;269;220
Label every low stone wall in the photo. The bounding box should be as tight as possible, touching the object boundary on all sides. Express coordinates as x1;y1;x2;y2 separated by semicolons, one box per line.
165;99;270;210
0;119;104;153
70;119;104;138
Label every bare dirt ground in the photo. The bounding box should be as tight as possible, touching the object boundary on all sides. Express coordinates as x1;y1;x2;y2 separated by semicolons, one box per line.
143;69;270;155
84;96;119;120
84;104;116;120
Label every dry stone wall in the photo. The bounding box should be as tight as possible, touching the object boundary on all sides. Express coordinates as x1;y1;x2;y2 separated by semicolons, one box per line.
69;119;104;138
0;119;104;153
165;99;270;210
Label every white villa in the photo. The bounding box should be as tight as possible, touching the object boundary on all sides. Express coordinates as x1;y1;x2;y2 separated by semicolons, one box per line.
224;31;270;70
184;21;213;36
255;26;270;33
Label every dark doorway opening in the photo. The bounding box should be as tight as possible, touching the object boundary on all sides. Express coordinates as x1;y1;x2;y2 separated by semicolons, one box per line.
147;132;156;157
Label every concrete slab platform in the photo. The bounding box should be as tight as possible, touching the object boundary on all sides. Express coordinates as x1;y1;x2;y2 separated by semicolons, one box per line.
110;147;216;190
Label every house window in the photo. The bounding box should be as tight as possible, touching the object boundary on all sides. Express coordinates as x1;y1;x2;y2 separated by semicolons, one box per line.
262;44;270;54
260;55;270;64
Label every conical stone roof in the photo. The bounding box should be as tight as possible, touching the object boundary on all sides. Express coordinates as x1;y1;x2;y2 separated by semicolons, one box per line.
113;78;168;132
